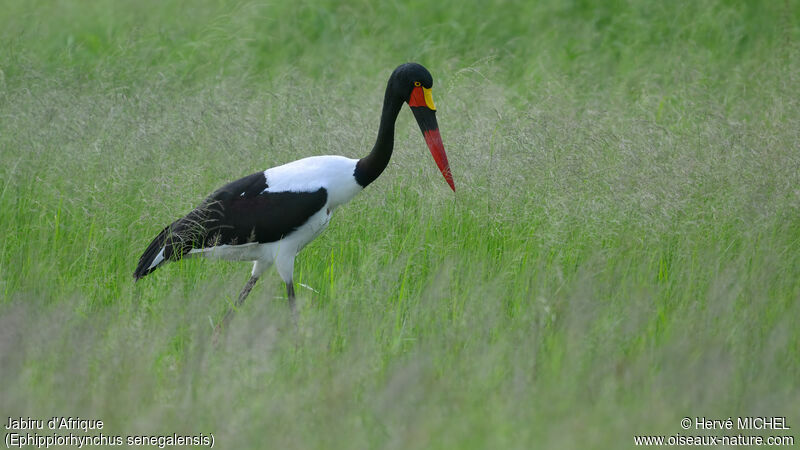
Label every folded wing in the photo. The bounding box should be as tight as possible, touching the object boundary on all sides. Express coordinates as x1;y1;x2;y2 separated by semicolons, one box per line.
134;172;328;279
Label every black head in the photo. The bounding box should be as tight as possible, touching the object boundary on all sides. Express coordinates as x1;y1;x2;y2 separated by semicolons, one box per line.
389;62;434;103
386;62;454;191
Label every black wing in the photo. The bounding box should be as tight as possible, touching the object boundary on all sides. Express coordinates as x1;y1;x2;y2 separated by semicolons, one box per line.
134;172;327;279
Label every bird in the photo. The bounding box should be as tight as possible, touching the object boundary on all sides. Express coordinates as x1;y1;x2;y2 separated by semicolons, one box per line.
133;63;454;330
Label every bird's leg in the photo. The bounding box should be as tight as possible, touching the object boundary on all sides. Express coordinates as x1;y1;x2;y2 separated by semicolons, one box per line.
236;275;260;307
286;281;296;313
214;275;259;337
275;251;298;327
286;281;298;327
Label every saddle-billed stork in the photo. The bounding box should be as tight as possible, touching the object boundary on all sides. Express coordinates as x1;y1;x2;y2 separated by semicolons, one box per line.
133;63;454;329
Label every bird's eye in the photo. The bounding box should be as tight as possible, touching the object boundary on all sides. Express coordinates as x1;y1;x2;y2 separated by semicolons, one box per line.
414;81;421;87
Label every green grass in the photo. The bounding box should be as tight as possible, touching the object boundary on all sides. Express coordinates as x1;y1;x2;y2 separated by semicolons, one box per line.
2;0;799;448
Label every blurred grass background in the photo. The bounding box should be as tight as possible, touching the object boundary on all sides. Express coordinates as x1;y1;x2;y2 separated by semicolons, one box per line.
1;0;799;448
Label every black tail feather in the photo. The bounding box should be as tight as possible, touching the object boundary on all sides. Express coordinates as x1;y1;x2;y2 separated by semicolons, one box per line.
134;211;212;280
133;224;172;280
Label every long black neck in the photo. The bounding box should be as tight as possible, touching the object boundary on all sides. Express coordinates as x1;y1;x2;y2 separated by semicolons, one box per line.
354;83;402;187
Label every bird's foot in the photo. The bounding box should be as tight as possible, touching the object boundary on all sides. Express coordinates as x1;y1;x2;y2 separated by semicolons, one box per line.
212;322;224;346
212;309;234;346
